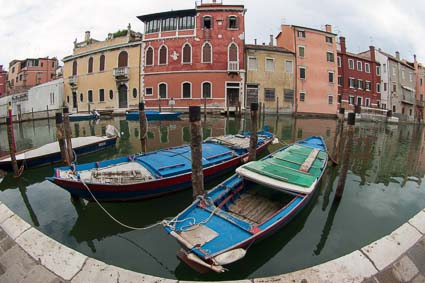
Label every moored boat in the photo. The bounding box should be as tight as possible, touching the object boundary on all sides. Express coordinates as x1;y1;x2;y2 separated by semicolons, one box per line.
125;110;182;121
163;136;328;273
47;131;274;202
69;111;100;122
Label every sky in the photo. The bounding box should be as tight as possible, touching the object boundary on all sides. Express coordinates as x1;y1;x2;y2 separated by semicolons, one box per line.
1;0;424;69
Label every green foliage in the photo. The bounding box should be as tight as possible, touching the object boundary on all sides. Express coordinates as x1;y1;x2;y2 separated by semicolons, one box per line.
112;30;128;38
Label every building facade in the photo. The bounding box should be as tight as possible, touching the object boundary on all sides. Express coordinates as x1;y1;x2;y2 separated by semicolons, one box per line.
338;37;381;111
276;24;338;116
7;57;59;94
0;65;7;97
138;0;246;110
62;27;142;112
245;44;295;113
413;55;424;122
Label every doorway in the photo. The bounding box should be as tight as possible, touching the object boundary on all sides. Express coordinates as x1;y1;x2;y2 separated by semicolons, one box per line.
118;85;128;109
226;82;240;107
72;92;78;111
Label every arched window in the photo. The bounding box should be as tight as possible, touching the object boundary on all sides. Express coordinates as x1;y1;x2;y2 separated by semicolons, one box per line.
202;42;212;63
109;90;114;100
72;61;78;76
228;43;238;62
146;47;154;66
99;55;105;71
203;16;212;29
88;57;93;73
202;82;212;98
182;43;192;64
132;88;138;98
80;93;84;102
118;51;128;67
158;83;167;99
182;82;191;99
159;45;168;65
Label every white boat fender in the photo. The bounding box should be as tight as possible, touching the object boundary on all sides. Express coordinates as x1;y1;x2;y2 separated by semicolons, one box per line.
272;137;279;145
213;248;246;266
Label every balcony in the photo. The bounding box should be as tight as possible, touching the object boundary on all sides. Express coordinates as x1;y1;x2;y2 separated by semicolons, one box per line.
113;67;129;80
417;100;425;108
228;61;239;73
68;76;78;87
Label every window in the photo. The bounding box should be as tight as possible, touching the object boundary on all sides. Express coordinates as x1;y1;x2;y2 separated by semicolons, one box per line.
88;90;93;103
284;89;294;102
162;18;177;31
158;83;167;99
392;65;396;75
365;81;371;91
421;79;423;86
392;84;397;92
326;36;333;44
409;72;413;82
202;82;211;98
300;91;306;102
41;62;44;67
109;90;113;100
338;76;343;86
365;63;370;73
401;69;405;80
384;83;387;91
203;16;212;29
99;89;105;102
202;42;212;63
326;52;334;62
376;66;381;76
72;61;78;76
299;67;306;79
349;78;355;88
228;16;238;29
265;58;275;72
298;46;305;58
133;88;138;98
182;43;192;64
376;83;381;93
328;95;333;104
52;61;55;68
80;93;84;102
383;64;387;73
393;105;396;113
248;57;257;70
264;88;275;101
178;16;195;30
337;56;341;67
348;59;354;70
328;72;334;83
118;51;128;67
145;87;153;96
349;96;355;105
145;19;160;33
99;55;105;71
357;61;362;71
146;47;154;66
228;43;238;62
49;92;55;105
285;60;293;73
182;82;191;98
358;79;363;89
159;45;168;65
365;98;370;107
297;30;305;38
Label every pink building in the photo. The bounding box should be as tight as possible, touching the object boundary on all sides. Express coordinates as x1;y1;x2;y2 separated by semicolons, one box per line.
137;0;245;110
0;65;7;96
413;55;425;122
276;24;338;116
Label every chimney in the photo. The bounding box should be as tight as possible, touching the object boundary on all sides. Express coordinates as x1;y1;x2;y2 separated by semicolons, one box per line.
369;46;375;62
269;35;274;46
395;51;400;60
339;36;346;54
325;24;332;33
414;54;417;64
85;31;91;42
254;39;257;45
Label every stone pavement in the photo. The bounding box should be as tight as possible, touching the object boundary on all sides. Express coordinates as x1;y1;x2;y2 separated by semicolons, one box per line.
0;200;424;283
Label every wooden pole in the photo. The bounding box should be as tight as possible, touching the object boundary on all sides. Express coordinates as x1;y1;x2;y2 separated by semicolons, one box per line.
158;99;162;112
226;100;230;118
6;102;20;177
31;107;34;121
204;97;207;121
276;97;279;117
55;112;70;165
63;106;74;162
46;105;49;120
262;102;266;118
332;108;345;164
189;106;205;198
139;102;148;153
335;112;355;200
258;102;262;118
249;103;259;162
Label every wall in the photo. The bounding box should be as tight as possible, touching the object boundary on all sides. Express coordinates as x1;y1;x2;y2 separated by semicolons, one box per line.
375;51;390;109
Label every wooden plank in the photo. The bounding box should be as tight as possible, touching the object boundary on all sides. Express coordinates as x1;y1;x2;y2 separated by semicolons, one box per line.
300;148;320;173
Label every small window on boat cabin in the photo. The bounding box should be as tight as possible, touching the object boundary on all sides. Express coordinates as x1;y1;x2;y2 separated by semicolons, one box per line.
228;16;238;29
99;89;105;102
145;87;153;96
203;16;212;29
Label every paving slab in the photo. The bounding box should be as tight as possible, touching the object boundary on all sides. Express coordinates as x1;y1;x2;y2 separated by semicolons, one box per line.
0;204;14;224
254;250;377;283
411;274;425;283
375;268;401;283
1;214;31;240
112;265;178;283
407;242;425;274
392;255;419;282
361;223;422;271
0;245;38;283
71;258;118;283
16;227;87;281
20;265;64;283
409;210;425;234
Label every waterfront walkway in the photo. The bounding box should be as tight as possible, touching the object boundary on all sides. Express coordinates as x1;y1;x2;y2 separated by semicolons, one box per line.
0;200;424;282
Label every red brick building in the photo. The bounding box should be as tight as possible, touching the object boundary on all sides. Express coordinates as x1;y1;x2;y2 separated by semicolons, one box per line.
338;37;381;110
0;65;7;97
137;0;245;110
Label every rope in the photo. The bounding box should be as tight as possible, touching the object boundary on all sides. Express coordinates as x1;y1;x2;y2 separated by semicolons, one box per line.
80;179;163;231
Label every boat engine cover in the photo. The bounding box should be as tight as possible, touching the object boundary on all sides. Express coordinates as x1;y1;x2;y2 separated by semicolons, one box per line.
213;248;246;265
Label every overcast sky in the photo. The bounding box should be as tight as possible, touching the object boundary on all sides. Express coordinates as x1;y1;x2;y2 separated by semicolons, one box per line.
1;0;424;69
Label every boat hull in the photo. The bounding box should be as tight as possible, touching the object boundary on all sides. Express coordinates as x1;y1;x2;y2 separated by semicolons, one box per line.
69;114;98;121
125;111;182;121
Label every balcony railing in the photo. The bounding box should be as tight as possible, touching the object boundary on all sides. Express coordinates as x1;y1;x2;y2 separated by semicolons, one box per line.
113;67;129;79
68;76;78;85
228;61;239;73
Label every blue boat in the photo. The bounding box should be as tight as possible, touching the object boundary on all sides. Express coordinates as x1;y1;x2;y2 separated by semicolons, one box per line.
69;111;100;122
163;136;328;273
125;111;182;121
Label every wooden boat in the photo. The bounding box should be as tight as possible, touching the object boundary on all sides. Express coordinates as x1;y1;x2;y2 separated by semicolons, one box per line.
163;136;328;273
125;110;182;121
47;131;274;202
69;111;100;122
0;136;118;172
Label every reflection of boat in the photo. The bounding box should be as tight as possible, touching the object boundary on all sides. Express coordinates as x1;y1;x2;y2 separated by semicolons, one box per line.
48;131;273;202
125;111;182;121
164;136;328;273
0;136;117;172
69;111;100;122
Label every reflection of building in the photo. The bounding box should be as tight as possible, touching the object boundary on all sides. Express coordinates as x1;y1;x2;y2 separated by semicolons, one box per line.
0;65;7;96
62;26;142;112
137;0;245;110
276;24;338;116
412;55;424;122
245;43;295;113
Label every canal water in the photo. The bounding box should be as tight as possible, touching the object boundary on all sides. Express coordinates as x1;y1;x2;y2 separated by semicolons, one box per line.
0;115;424;281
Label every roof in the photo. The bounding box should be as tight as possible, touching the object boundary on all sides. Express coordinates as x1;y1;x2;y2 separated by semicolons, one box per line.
292;25;337;36
245;44;294;54
137;9;196;22
340;51;380;64
377;50;414;70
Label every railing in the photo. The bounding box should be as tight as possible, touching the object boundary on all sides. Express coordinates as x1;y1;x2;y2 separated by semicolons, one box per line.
68;76;78;85
113;67;129;78
228;61;239;73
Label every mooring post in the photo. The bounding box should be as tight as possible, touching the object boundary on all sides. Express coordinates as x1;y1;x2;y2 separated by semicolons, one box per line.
249;102;259;162
31;107;34;121
55;112;70;165
158;99;162;112
139;102;148;153
63;107;74;162
6;102;20;177
276;97;279;117
204;97;207;122
332;108;345;164
46;105;49;120
226;101;230;118
190;106;205;198
258;102;262;118
262;102;266;118
88;102;91;114
335;112;355;200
